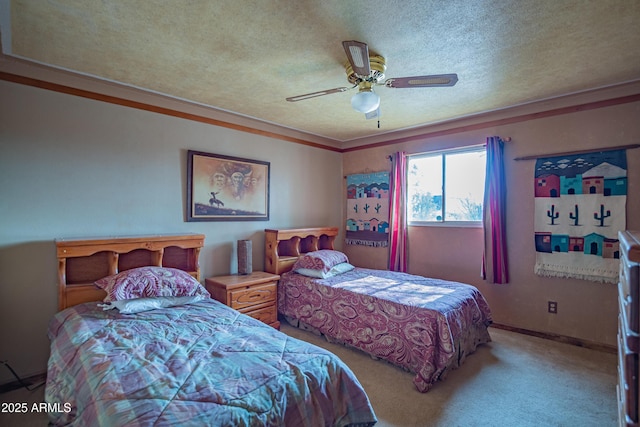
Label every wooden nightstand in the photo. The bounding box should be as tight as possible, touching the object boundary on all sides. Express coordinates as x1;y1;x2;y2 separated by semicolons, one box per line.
205;271;280;329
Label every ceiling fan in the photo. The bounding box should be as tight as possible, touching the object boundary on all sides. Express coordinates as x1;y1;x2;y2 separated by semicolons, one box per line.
286;40;458;120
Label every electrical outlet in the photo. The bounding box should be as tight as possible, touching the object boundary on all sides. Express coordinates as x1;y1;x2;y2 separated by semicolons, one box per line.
548;301;558;314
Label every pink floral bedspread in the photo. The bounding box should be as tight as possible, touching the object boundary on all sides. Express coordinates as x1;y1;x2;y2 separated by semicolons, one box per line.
45;299;377;426
279;268;493;392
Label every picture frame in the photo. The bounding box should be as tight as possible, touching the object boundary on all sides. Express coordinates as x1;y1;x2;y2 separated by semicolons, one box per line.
187;150;270;221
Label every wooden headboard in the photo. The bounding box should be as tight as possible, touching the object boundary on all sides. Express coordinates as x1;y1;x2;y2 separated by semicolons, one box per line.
264;227;338;274
55;234;205;311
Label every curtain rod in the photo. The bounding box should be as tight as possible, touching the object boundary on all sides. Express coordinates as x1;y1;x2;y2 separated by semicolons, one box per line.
390;137;512;161
513;143;640;161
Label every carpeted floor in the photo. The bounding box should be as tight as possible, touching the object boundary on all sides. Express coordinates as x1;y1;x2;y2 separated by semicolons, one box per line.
281;323;617;427
0;324;617;426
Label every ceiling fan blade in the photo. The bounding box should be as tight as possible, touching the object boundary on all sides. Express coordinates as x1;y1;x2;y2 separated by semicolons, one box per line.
342;40;371;77
385;73;459;88
286;87;349;102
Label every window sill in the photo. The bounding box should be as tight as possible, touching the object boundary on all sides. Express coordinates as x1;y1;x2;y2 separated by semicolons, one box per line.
409;221;483;228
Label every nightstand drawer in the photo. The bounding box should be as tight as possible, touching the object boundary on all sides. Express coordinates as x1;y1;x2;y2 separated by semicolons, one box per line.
229;282;277;310
205;271;280;329
246;304;277;324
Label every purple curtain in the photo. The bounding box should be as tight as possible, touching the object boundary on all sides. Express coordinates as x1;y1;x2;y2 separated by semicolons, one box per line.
482;137;509;283
388;151;408;272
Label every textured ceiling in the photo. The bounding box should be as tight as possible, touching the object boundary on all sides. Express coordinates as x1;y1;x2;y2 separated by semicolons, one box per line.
1;0;640;143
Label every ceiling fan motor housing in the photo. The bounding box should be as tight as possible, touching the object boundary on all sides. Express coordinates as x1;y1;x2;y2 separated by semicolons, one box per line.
346;54;386;85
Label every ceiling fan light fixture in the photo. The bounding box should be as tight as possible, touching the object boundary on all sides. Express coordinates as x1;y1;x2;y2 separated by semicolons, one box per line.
351;88;380;113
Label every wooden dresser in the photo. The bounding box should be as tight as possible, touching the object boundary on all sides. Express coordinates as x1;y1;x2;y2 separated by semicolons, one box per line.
618;231;640;426
205;271;280;329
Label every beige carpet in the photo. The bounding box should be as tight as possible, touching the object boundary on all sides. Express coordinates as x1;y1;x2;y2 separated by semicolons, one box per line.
281;323;617;427
0;324;617;427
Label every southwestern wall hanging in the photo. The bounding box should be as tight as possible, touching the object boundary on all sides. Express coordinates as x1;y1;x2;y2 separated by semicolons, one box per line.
346;172;390;247
187;150;270;221
534;149;627;283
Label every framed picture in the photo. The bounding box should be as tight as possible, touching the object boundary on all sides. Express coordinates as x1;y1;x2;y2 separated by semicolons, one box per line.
187;150;270;221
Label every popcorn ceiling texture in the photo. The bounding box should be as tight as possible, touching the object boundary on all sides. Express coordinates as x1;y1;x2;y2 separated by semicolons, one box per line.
5;0;640;142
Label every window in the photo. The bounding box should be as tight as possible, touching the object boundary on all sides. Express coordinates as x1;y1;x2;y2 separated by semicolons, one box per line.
407;146;486;224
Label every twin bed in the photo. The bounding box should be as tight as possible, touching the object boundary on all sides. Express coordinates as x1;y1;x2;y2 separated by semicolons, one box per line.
46;228;493;425
265;227;493;393
46;234;377;426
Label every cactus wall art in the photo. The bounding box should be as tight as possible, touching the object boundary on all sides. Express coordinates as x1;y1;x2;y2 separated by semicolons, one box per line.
346;171;390;247
533;149;627;284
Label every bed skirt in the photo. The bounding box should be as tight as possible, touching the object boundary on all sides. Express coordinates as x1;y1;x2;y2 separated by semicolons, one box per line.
283;315;491;389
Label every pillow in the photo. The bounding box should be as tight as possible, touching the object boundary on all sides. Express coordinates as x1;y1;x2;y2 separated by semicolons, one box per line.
295;262;355;279
95;266;210;302
98;295;207;314
292;250;349;276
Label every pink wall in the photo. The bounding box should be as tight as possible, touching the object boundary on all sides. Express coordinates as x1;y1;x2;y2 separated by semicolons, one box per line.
343;100;640;347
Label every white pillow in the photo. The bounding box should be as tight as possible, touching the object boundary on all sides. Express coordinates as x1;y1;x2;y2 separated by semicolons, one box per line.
98;295;207;314
295;262;355;279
